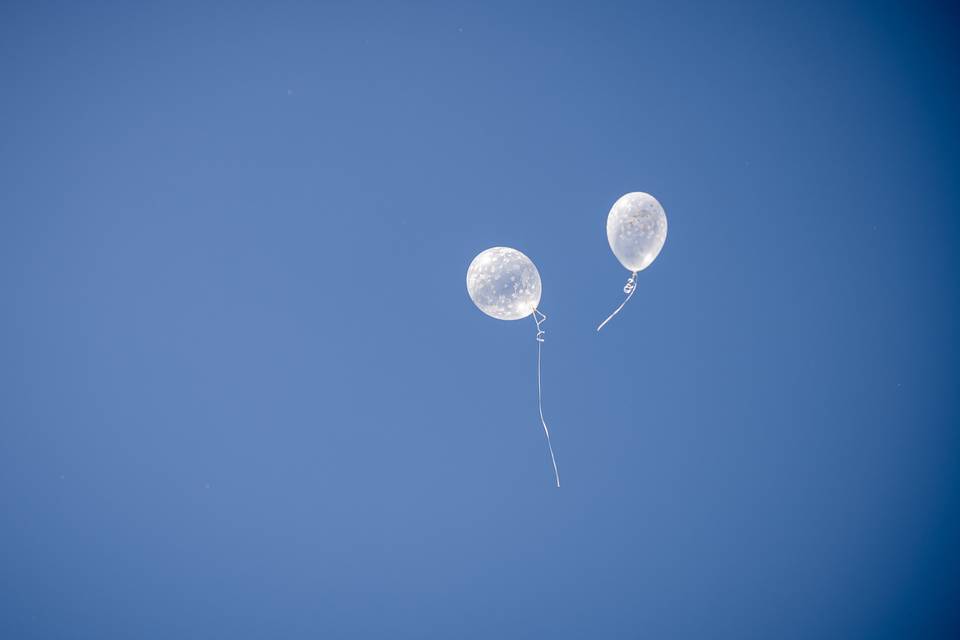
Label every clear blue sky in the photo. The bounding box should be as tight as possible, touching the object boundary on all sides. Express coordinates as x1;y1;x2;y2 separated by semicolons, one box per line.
2;1;959;638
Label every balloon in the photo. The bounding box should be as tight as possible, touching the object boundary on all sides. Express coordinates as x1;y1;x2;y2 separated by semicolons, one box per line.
465;246;558;487
606;192;668;273
466;247;542;321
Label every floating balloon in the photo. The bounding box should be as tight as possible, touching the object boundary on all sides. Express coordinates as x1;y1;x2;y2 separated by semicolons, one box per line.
466;247;541;321
597;192;668;331
466;247;559;487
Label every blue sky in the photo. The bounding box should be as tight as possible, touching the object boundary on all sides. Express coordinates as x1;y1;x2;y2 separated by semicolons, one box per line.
2;1;959;638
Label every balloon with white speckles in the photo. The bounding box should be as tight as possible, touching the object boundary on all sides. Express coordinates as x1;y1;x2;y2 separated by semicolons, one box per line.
466;247;542;321
606;192;667;272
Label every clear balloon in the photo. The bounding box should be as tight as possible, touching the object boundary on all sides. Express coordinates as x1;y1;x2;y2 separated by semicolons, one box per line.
466;247;542;321
606;192;668;272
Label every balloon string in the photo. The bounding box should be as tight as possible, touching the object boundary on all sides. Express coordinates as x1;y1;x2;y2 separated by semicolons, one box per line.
596;272;638;332
533;308;560;488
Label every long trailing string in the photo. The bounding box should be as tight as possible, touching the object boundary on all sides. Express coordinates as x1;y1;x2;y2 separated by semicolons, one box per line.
596;271;638;332
533;308;560;488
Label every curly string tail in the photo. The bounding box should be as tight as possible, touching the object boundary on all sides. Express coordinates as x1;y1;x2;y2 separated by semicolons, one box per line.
533;308;560;488
596;272;638;332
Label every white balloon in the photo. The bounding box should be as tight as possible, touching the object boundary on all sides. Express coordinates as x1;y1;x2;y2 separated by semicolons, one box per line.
606;192;668;272
466;247;542;321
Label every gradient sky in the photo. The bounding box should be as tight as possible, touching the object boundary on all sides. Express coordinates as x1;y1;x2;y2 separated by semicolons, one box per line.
2;1;959;638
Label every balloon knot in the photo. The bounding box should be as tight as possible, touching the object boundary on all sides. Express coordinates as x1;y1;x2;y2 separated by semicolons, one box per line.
623;272;637;294
533;308;547;342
